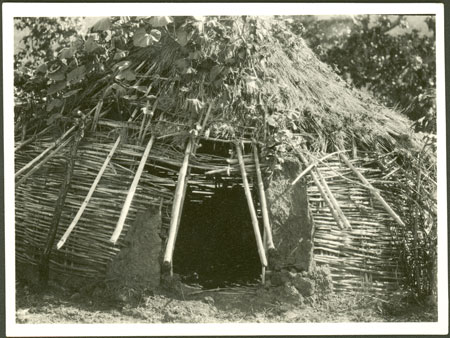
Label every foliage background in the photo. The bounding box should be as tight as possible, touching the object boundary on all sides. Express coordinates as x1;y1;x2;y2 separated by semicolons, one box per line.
14;15;436;132
290;15;436;133
14;15;436;135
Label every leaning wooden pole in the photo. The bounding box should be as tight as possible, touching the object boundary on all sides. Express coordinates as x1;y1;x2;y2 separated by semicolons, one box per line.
297;151;346;230
338;151;406;227
14;125;53;152
15;135;74;188
15;125;77;179
236;142;268;268
163;103;214;276
314;166;352;229
38;129;83;287
173;103;213;240
262;228;267;284
110;134;155;244
299;147;352;229
163;138;194;274
57;136;122;249
291;150;348;187
252;142;275;251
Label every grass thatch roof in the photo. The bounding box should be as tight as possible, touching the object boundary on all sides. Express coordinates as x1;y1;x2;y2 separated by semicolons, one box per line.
37;16;418;154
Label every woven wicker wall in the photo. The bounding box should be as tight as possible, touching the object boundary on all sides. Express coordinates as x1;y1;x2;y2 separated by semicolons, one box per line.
308;153;403;293
15;126;404;292
14;127;263;282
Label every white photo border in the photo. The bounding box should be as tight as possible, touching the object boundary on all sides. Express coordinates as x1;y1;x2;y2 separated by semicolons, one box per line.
3;2;447;336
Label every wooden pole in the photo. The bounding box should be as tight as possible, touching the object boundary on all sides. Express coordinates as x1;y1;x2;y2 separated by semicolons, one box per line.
110;134;156;244
299;147;351;229
313;171;345;230
15;135;74;188
91;99;103;132
173;104;213;241
14;125;53;152
297;151;346;230
137;112;147;145
15;125;77;179
140;99;159;144
291;150;348;187
314;167;352;229
57;136;122;249
253;142;270;283
252;142;275;250
236;142;268;268
162;102;213;275
38;130;82;287
262;222;267;284
261;265;266;285
338;151;406;227
163;138;193;273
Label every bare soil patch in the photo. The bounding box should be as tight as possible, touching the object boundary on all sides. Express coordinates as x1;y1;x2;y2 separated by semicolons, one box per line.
15;279;437;324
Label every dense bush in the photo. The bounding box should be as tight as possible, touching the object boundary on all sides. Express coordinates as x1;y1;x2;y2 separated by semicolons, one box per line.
293;15;436;133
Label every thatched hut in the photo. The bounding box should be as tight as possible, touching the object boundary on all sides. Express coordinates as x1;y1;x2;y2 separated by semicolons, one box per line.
14;16;436;295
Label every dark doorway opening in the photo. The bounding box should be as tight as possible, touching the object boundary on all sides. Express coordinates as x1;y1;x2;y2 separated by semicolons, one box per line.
173;184;262;289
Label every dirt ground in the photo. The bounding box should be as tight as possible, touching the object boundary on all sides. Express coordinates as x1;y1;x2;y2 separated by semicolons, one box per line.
15;279;437;324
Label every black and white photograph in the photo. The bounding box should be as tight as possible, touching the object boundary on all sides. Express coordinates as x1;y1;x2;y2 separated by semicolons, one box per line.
3;2;448;336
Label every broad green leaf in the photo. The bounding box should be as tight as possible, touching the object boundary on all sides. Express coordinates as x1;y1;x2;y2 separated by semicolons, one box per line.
149;29;162;43
132;86;148;93
113;50;128;60
47;72;65;82
63;88;82;98
47;81;67;95
58;47;75;60
113;60;132;71
188;51;202;60
36;63;48;74
111;36;126;50
46;112;62;125
46;98;63;112
105;83;126;98
174;58;188;73
175;29;190;47
149;16;173;27
68;59;78;69
47;66;66;81
92;17;111;32
133;28;149;47
71;37;84;50
116;69;136;81
67;65;86;84
85;37;100;53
